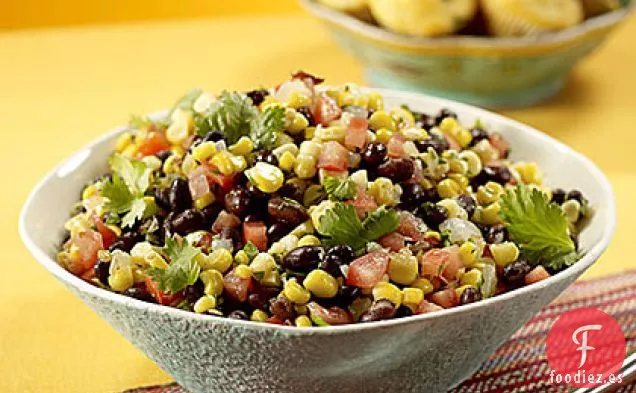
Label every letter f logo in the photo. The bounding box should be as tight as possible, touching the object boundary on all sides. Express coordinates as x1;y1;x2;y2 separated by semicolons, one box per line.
572;324;602;368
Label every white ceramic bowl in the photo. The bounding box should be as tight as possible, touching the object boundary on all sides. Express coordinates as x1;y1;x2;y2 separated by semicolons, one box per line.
20;89;616;393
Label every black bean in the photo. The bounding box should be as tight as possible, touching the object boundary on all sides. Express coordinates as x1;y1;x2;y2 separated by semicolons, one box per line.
170;209;204;235
469;127;489;146
246;89;269;106
269;297;295;320
414;135;449;155
471;166;512;188
123;286;154;303
154;150;173;162
460;287;482;305
319;254;345;277
435;108;458;125
359;300;396;322
326;245;354;263
566;190;587;204
267;197;309;226
248;293;269;311
419;203;448;228
267;222;292;244
376;158;415;183
296;106;316;127
400;182;428;209
200;204;223;227
169;178;193;212
254;150;278;166
339;286;360;304
551;188;567;205
184;280;205;304
279;179;308;202
416;114;437;131
502;260;532;285
361;143;388;168
571;233;579;252
456;194;477;218
154;187;171;210
396;305;414;318
228;310;249;320
485;224;508;244
281;246;325;272
245;181;268;200
109;232;140;253
200;130;226;143
94;257;110;286
224;188;254;218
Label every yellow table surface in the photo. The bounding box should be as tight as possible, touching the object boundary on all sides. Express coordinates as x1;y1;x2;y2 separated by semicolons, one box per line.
1;13;636;393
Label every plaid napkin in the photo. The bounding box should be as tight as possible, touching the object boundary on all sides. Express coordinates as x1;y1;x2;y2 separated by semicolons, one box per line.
122;270;636;393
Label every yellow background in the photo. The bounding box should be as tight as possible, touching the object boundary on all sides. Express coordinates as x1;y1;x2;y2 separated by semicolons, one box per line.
1;2;635;393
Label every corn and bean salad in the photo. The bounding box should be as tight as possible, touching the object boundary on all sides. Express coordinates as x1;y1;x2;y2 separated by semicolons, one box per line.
57;72;591;326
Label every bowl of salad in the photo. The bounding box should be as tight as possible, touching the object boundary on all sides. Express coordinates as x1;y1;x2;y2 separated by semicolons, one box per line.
20;72;615;393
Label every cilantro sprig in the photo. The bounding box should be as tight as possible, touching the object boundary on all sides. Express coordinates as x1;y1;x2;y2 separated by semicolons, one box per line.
317;203;399;251
101;155;156;228
323;176;357;201
499;185;578;270
147;237;201;294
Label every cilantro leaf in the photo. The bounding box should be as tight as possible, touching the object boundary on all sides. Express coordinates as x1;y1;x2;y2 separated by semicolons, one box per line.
147;237;201;294
323;176;357;201
110;154;152;194
249;106;284;149
101;174;135;214
129;114;170;130
121;198;148;228
318;203;399;251
204;91;258;144
499;185;577;270
243;241;259;260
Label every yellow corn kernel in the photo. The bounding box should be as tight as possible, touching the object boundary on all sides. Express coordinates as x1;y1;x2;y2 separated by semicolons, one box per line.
413;278;435;295
437;197;469;220
459;150;483;178
250;253;277;275
294;154;317;179
211;151;236;176
121;144;138;158
251;309;269;322
294;304;308;315
234;250;250;265
304;126;316;140
273;143;299;158
295;315;313;327
374;128;394;144
205;248;234;272
259;95;281;110
289;221;314;238
352;94;369;108
476;181;504;206
400;127;428;141
390;107;415;128
298;235;321;247
162;155;180;175
260;270;282;287
286;90;312;109
171;146;185;158
200;269;224;296
192;141;217;162
180;155;199;175
81;185;98;201
246;162;285;193
194;192;215;210
447;173;469;190
192;92;215;114
490;242;520;267
461;269;483;288
142;156;162;172
448;158;469;175
388;251;419;285
372;282;403;308
367;92;384;111
108;266;133;292
230;155;247;172
562;199;581;223
514;162;543;185
285;108;309;134
459;242;478;267
298;140;322;157
402;287;424;306
369;111;396;132
234;265;253;279
316;125;346;143
368;177;399;206
229;136;254;156
455;285;473;298
115;132;133;152
193;295;217;313
437;178;462;199
303;269;338;298
284;279;312;305
106;224;122;238
279;151;297;172
439;117;459;133
166;109;192;145
476;202;502;225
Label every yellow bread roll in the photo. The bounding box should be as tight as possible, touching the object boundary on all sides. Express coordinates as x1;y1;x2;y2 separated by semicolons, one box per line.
480;0;584;36
580;0;620;17
368;0;478;37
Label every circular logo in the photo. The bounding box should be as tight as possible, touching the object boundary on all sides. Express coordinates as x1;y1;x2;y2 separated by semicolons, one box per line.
546;308;626;388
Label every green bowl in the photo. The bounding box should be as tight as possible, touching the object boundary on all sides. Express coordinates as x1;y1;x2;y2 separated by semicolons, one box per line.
300;0;633;107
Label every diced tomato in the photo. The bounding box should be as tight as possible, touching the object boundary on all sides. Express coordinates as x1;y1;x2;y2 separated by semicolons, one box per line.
292;70;325;86
306;302;353;325
396;211;427;242
378;232;406;252
80;268;96;282
68;230;103;275
387;134;406;158
346;252;389;289
223;271;252;302
344;117;368;151
415;300;444;315
444;134;461;151
312;92;342;126
419;246;463;281
318;141;348;172
524;266;551;285
348;189;377;219
138;131;171;156
206;167;234;194
266;316;284;325
243;221;268;251
92;216;117;249
489;133;510;158
211;210;241;233
145;276;185;306
429;289;459;309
